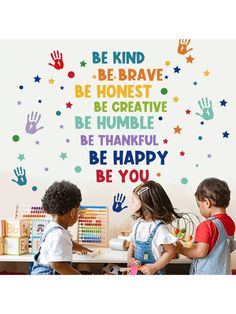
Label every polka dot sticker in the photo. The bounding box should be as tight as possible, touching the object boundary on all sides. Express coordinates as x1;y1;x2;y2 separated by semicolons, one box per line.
66;138;70;143
195;164;199;167
32;186;38;191
158;116;163;121
161;88;168;95
74;166;82;173
68;71;75;78
19;85;24;90
198;136;203;140
56;111;61;116
156;172;161;177
165;60;171;66
12;135;20;142
181;177;188;185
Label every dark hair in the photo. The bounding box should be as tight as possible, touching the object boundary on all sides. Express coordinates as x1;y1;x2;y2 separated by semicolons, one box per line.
195;177;230;208
42;180;82;215
133;180;181;224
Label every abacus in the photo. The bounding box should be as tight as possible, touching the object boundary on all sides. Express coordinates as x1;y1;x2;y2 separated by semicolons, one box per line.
14;205;51;220
77;206;108;247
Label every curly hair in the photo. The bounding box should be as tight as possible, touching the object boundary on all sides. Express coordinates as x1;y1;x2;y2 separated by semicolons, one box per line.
133;180;181;224
195;177;230;208
42;180;82;215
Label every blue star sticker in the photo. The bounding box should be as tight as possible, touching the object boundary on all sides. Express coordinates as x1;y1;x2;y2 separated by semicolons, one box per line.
220;99;227;106
34;75;41;82
222;131;230;138
193;81;198;85
173;66;181;73
164;75;169;79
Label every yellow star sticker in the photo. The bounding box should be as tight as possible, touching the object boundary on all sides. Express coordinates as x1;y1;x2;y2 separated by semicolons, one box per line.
173;96;179;103
49;78;55;84
204;70;210;76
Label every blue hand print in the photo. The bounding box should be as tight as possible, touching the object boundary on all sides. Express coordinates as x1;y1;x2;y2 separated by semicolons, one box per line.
25;111;44;134
12;167;27;186
195;97;214;120
112;193;128;213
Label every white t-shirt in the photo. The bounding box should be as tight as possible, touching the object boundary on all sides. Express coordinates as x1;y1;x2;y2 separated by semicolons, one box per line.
38;222;73;265
128;219;177;260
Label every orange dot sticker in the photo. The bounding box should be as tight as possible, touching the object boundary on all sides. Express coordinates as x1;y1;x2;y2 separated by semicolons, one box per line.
157;172;161;177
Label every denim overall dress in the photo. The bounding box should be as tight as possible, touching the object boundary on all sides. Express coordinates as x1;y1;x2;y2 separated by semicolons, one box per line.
134;221;165;275
31;225;64;275
190;217;235;275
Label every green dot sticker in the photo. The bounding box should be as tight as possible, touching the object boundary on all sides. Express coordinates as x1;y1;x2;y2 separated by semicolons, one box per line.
181;177;188;185
161;88;168;95
74;166;82;173
12;135;20;142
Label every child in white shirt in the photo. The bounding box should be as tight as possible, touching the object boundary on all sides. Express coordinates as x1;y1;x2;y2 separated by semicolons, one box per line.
31;180;91;275
128;180;181;275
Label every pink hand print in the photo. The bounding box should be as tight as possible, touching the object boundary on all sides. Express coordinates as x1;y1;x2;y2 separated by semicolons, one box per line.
177;39;193;55
48;50;64;70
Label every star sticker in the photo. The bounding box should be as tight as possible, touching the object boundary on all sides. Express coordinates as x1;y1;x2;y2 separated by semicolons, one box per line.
17;154;25;161
193;81;198;85
66;101;73;108
180;151;185;156
34;75;41;82
173;96;179;103
204;70;210;76
200;121;204;125
80;60;87;67
60;86;64;90
35;140;40;145
186;55;194;63
186;109;191;114
17;101;22;105
207;154;212;158
220;99;227;107
174;125;182;134
49;78;55;85
222;131;230;138
163;139;168;144
173;66;181;73
164;75;169;79
60;152;67;160
38;99;42;103
59;124;64;129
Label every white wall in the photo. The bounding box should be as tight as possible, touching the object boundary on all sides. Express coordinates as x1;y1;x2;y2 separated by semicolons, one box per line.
0;40;235;267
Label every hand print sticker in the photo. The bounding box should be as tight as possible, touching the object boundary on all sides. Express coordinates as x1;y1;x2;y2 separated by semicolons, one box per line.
196;97;214;120
48;50;64;70
12;167;27;186
112;193;128;213
177;39;193;55
25;111;44;134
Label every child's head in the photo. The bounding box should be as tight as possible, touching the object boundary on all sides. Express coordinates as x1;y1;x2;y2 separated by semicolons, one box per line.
195;177;231;218
132;180;181;224
42;180;82;226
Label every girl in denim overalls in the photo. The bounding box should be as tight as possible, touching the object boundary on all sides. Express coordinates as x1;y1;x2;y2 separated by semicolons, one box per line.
127;181;182;275
176;177;236;275
30;180;92;275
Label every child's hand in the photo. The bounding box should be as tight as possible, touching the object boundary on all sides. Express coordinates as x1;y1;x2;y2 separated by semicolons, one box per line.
175;240;184;254
127;257;136;267
140;264;157;275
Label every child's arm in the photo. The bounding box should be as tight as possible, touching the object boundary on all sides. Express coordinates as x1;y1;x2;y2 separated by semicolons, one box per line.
176;240;209;259
127;242;135;266
49;262;82;275
141;243;176;275
72;240;93;253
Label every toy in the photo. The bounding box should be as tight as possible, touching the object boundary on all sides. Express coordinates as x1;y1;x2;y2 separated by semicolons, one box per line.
102;263;123;275
0;220;6;237
5;220;30;237
0;238;3;255
14;205;51;220
77;206;108;247
4;237;29;255
171;212;201;244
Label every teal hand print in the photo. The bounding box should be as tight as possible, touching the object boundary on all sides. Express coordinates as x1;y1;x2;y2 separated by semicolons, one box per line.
12;167;27;186
196;97;214;120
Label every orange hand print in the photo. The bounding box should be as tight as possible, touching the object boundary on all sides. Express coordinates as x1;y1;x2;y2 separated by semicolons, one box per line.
177;39;193;55
48;50;64;70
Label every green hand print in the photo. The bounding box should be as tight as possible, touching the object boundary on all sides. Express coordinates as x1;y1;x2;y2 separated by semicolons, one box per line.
196;97;214;120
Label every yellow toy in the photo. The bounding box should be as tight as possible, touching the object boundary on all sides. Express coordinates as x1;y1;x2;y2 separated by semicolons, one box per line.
0;220;6;237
